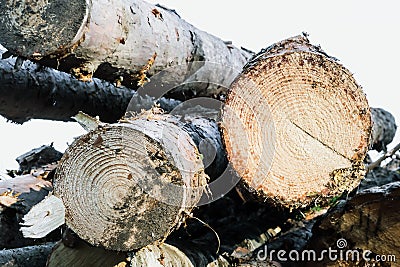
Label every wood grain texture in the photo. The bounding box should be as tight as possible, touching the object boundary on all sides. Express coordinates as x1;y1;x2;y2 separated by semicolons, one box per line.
222;35;371;208
54;110;208;251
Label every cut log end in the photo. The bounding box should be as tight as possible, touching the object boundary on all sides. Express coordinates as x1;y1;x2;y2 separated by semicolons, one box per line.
222;35;371;208
54;114;207;251
0;0;88;57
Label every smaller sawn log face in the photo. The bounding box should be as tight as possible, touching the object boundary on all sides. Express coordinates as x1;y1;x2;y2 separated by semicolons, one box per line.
54;111;207;251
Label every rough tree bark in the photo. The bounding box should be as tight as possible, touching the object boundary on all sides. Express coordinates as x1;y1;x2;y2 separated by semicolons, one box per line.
305;181;400;266
0;0;252;99
52;109;227;251
370;107;397;152
222;35;372;208
0;242;56;267
16;144;62;172
0;47;180;123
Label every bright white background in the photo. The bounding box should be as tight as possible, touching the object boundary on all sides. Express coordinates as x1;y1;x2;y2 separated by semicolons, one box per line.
1;0;399;172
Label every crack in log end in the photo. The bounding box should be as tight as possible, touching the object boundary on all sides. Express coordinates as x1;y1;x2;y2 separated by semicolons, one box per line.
290;120;349;161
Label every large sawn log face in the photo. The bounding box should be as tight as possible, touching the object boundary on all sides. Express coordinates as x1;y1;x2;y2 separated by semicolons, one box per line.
222;35;372;208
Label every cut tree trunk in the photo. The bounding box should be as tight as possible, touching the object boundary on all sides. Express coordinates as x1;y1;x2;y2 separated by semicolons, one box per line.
0;47;179;123
52;109;225;251
222;34;372;208
0;0;252;99
370;107;397;152
305;181;400;267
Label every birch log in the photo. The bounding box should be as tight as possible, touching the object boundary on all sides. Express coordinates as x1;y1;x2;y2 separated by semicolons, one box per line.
0;0;252;99
222;35;372;208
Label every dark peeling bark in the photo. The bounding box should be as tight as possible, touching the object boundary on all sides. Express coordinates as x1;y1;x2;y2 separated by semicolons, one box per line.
0;0;252;99
0;47;180;123
0;49;133;123
16;145;62;173
0;242;56;267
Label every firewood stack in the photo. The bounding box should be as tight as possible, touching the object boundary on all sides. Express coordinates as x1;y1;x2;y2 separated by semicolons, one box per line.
0;0;398;266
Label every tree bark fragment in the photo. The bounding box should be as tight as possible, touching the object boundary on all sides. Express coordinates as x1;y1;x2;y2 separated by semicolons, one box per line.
0;47;179;123
0;175;55;248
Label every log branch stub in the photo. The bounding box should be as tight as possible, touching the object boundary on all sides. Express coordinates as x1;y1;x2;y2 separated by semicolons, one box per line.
54;111;208;251
222;35;372;208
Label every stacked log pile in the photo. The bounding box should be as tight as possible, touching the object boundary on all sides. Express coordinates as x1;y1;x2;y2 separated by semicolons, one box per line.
0;0;399;266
